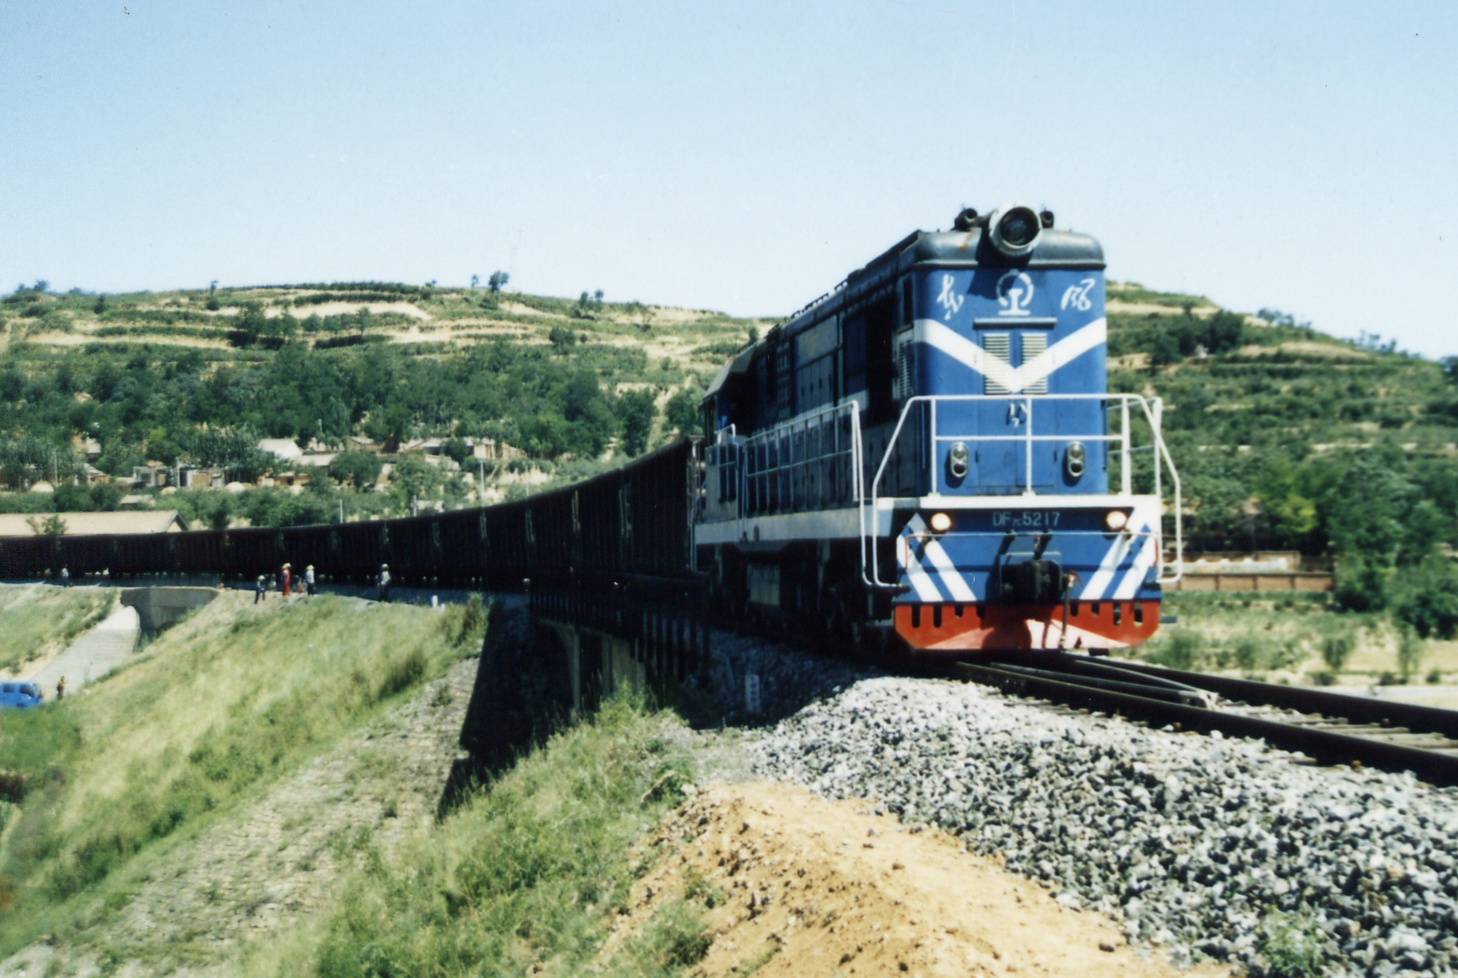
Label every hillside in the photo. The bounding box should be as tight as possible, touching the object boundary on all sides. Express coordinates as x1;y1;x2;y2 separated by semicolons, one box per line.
0;588;488;974
4;276;1458;634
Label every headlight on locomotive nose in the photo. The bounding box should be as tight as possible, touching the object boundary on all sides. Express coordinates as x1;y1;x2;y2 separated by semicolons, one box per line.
948;441;970;479
988;203;1043;258
1064;441;1086;480
1106;510;1129;531
929;512;952;534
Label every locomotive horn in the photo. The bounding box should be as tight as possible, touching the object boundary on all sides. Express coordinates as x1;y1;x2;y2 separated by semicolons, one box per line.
953;207;979;231
987;203;1043;258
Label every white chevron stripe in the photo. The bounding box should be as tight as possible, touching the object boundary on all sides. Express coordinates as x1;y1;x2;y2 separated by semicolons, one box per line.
1080;528;1135;601
1113;533;1158;599
903;516;976;602
900;528;944;602
919;317;1107;394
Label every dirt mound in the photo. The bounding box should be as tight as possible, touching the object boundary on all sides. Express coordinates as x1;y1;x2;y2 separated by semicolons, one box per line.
613;782;1226;977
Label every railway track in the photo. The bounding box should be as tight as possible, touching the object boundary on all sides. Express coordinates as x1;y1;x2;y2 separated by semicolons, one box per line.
955;652;1458;788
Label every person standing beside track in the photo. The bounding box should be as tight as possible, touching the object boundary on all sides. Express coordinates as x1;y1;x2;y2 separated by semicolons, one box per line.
377;563;391;603
305;564;316;596
281;563;292;597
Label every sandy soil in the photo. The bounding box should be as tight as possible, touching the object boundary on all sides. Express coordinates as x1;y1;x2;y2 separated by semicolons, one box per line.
1106;299;1218;317
270;301;428;320
611;782;1228;978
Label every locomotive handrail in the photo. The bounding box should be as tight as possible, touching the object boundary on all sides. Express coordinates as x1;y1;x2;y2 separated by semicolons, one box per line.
865;393;1182;589
706;403;864;540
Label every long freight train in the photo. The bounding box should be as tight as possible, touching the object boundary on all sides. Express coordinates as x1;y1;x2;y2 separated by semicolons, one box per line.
0;205;1180;655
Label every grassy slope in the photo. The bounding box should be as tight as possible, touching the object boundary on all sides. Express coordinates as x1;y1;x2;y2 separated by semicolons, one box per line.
0;591;486;957
0;586;115;673
241;697;700;978
1140;590;1458;684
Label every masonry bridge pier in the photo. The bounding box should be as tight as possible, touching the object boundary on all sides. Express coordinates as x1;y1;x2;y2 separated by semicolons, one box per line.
453;579;710;782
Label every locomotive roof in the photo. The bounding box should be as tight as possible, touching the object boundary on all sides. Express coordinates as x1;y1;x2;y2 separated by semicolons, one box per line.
705;221;1105;402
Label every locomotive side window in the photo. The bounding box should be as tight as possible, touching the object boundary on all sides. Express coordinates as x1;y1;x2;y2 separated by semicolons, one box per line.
865;295;897;424
775;342;793;418
795;319;838;412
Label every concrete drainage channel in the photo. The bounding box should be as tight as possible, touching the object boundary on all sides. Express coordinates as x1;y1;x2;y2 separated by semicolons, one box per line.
26;587;219;696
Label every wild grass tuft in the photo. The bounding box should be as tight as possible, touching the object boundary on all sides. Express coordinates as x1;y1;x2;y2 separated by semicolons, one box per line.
249;694;695;978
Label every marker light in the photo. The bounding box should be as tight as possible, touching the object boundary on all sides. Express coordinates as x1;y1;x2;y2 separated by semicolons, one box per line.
949;441;970;479
1065;441;1087;480
1106;510;1129;531
929;512;953;534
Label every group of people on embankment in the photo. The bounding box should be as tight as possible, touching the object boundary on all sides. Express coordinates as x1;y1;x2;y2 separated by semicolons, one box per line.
253;563;391;603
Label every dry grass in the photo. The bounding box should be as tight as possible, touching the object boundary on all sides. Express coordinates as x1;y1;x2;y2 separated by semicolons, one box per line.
0;585;115;674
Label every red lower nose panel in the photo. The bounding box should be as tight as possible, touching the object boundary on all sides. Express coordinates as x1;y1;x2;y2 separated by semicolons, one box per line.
895;601;1161;652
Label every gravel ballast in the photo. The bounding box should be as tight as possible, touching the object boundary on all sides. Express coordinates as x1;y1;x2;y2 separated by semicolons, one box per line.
751;675;1458;978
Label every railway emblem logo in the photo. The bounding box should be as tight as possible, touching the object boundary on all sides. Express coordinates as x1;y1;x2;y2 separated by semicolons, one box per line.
937;274;965;321
996;272;1034;316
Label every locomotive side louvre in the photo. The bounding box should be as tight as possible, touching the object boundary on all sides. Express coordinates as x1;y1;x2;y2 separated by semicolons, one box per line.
696;205;1182;653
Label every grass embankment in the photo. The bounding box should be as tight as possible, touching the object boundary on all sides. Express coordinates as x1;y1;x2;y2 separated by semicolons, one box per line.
0;591;486;955
0;585;115;673
241;696;703;978
1139;591;1457;684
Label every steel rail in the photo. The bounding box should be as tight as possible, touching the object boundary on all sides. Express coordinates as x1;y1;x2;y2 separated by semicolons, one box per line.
1102;659;1458;739
953;661;1458;788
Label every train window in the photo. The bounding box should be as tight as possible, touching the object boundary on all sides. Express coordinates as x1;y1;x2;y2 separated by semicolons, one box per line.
865;296;897;423
775;344;793;415
842;312;867;393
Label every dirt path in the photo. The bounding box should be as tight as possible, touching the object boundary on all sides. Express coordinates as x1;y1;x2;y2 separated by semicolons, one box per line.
613;782;1229;978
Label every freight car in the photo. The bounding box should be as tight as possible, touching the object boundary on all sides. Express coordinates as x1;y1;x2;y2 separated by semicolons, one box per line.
0;440;698;594
695;204;1182;653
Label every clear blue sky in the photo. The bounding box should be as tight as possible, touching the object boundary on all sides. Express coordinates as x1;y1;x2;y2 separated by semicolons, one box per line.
3;2;1455;358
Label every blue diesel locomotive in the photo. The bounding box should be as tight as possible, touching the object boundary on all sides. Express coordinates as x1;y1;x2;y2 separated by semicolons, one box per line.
695;205;1182;653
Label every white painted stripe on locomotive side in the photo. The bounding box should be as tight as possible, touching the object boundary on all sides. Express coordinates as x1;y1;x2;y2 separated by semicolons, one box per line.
1113;532;1159;600
693;507;864;547
901;540;947;602
918;317;1107;394
1079;525;1138;601
904;514;976;602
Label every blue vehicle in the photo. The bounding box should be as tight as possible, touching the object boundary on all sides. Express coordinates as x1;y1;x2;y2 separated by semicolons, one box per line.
696;204;1182;654
0;681;44;708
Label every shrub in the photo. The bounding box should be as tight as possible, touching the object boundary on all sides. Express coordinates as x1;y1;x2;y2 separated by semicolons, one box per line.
1320;633;1356;673
1144;629;1203;670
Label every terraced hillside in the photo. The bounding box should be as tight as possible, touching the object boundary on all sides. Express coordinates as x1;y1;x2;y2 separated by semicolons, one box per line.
4;277;1458;637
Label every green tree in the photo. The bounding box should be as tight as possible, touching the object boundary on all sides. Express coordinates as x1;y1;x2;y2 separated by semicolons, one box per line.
389;454;435;513
327;449;383;489
664;385;704;437
616;389;657;457
488;271;509;293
